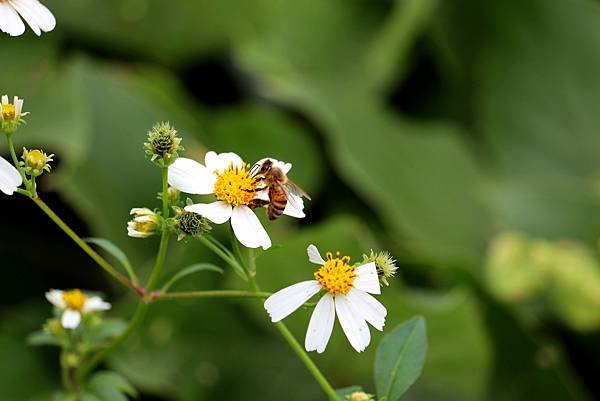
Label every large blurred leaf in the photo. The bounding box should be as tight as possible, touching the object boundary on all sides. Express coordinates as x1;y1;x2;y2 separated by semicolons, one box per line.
236;0;488;266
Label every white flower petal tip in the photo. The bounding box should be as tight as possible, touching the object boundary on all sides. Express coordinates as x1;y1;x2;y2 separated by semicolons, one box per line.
0;0;55;37
185;201;232;224
305;293;335;353
353;262;381;295
335;294;370;353
208;151;244;173
307;244;326;265
168;157;215;195
0;156;22;195
347;289;387;331
231;205;271;250
45;289;65;308
282;194;305;218
264;281;321;323
61;310;82;329
83;297;111;313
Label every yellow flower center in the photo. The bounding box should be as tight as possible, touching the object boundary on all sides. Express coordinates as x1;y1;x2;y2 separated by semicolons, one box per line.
314;252;356;295
25;150;47;169
213;163;258;206
2;103;15;121
62;289;87;311
134;220;157;234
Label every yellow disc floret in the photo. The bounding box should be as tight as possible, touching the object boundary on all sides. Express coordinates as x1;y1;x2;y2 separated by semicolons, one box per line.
315;251;356;295
25;150;48;170
213;163;258;206
62;289;87;311
1;103;15;121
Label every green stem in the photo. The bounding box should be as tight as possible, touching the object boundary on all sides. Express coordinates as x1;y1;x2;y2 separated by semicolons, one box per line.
198;235;247;280
145;231;169;293
247;273;339;401
155;290;272;301
31;197;137;293
161;167;169;218
5;133;28;189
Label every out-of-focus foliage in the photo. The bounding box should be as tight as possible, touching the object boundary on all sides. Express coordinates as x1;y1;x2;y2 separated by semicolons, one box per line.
486;232;600;331
2;0;600;399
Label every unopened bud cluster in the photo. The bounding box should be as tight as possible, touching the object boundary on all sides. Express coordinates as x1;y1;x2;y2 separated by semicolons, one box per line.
144;122;182;167
127;208;161;238
173;206;212;241
362;249;398;286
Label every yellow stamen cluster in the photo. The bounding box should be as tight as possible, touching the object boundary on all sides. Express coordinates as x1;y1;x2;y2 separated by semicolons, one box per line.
213;163;258;206
315;251;356;295
62;289;87;311
1;103;15;121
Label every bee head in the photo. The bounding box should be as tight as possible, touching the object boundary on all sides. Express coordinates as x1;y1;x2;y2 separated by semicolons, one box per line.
251;159;273;176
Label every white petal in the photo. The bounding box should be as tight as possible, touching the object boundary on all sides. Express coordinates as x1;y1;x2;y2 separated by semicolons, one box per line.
305;293;335;353
254;157;292;174
211;152;244;173
185;201;232;224
335;294;370;352
130;207;153;216
282;194;305;218
8;0;40;35
45;289;65;308
231;205;271;250
307;244;326;265
61;310;81;329
204;151;219;171
168;157;215;195
1;95;7;105
14;97;23;117
353;262;381;294
0;156;22;195
264;280;321;322
0;2;25;36
15;0;55;32
346;289;386;331
83;296;111;313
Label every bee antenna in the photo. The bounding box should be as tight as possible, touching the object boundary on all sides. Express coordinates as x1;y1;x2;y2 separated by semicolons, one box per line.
250;163;260;176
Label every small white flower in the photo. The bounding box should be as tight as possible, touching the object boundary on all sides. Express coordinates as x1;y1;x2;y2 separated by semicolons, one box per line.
264;244;387;353
0;0;55;37
0;155;22;195
168;152;304;250
127;207;160;238
45;289;111;329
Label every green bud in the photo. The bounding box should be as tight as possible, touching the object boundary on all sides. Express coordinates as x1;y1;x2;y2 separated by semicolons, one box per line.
0;95;28;133
20;148;54;177
362;250;398;286
127;208;161;238
144;122;183;167
176;210;211;240
346;392;374;401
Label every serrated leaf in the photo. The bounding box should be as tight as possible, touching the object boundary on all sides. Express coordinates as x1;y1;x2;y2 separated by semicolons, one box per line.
85;238;137;285
88;371;138;401
375;316;427;401
336;386;363;399
26;331;62;347
161;263;224;292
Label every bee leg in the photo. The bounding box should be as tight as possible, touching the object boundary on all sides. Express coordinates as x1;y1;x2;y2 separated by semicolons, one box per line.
243;186;268;193
249;199;270;209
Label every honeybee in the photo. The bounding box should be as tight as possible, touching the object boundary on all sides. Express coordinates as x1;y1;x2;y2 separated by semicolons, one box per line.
249;159;311;220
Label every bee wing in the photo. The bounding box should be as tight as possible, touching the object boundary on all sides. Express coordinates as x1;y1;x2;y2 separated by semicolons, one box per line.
285;179;311;201
275;182;299;209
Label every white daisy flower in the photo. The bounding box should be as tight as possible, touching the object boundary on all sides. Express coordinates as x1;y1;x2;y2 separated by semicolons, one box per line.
0;0;55;36
264;244;387;353
168;152;304;250
45;289;111;329
0;155;22;195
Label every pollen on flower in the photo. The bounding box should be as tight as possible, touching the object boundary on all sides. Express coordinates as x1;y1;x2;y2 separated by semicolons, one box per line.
314;251;356;295
1;103;15;121
62;289;87;311
213;163;258;206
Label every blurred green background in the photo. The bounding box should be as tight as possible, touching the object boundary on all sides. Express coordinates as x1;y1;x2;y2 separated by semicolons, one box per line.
2;0;600;400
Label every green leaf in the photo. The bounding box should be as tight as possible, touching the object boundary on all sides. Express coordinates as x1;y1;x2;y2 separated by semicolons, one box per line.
336;386;363;399
161;263;224;292
87;318;129;344
375;316;427;401
87;371;138;401
26;331;62;347
85;238;137;285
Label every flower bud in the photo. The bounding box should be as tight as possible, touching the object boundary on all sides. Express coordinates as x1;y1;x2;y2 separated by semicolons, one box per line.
0;95;28;133
144;122;183;167
346;392;374;401
175;210;211;240
362;250;398;286
21;148;54;177
127;208;160;238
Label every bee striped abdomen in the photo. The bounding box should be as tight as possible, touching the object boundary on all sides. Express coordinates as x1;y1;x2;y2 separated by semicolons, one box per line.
267;186;287;220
